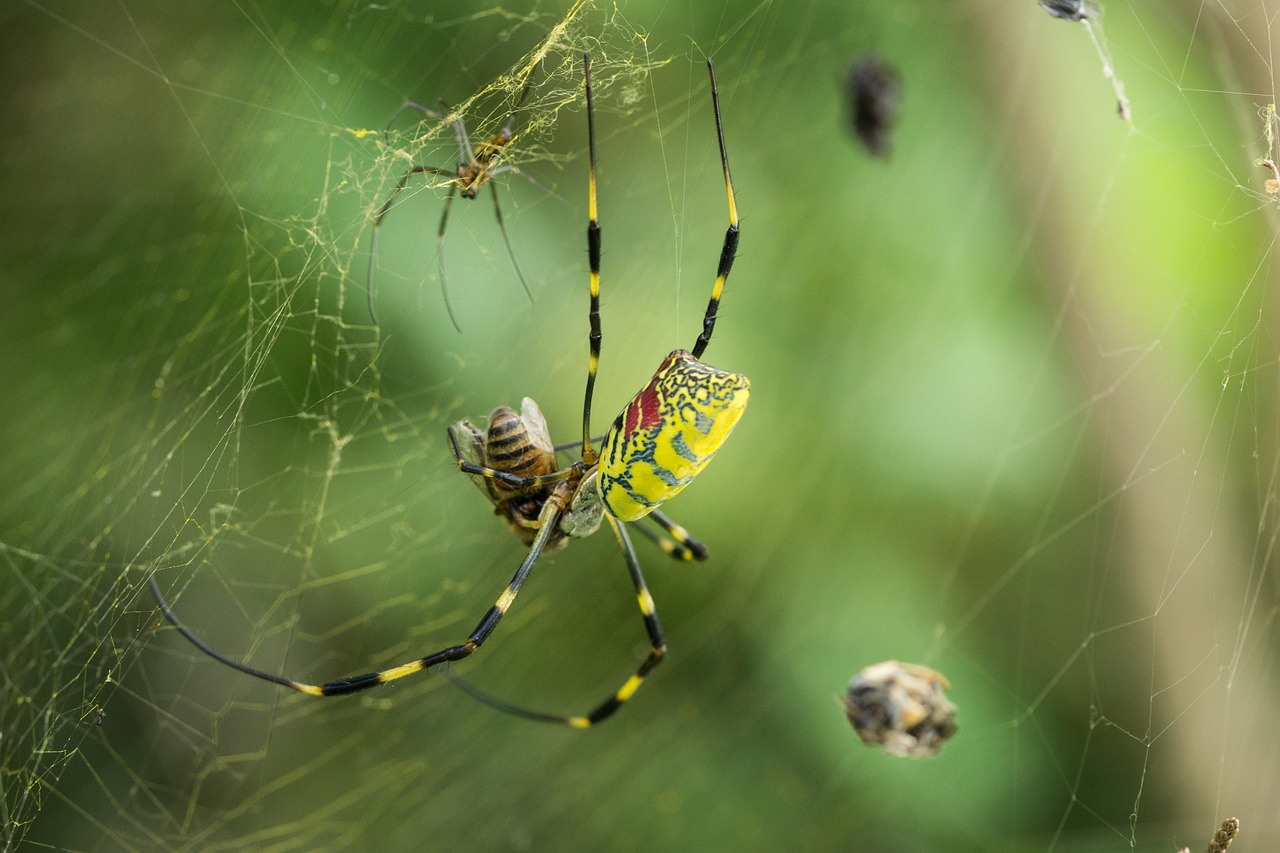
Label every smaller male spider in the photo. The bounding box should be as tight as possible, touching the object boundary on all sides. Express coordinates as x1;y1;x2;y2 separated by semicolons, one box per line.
367;85;534;331
152;52;747;727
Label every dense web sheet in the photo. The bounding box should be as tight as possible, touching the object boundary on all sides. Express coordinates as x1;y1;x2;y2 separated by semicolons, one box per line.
3;0;1280;850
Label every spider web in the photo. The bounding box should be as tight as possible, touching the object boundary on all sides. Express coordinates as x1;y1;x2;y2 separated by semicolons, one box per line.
3;0;1279;850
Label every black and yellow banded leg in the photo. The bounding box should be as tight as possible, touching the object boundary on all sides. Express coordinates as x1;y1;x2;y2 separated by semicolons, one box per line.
571;515;668;726
443;515;667;727
446;425;584;490
637;509;709;561
149;489;571;698
580;51;603;464
691;58;740;361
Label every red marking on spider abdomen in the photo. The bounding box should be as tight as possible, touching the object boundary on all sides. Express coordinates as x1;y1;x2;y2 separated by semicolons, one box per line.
624;376;664;438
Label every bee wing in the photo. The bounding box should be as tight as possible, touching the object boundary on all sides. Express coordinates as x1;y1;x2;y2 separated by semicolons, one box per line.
451;418;486;464
518;397;556;459
450;418;496;498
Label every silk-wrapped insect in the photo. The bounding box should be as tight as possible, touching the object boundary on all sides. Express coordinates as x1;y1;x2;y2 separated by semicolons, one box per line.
843;660;958;757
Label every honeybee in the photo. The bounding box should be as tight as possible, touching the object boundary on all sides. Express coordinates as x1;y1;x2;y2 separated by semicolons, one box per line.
449;398;572;549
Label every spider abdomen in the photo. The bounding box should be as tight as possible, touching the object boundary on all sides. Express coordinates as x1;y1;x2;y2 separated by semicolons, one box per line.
598;349;749;522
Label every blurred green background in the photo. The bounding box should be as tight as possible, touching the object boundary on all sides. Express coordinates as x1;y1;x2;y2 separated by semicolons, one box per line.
3;0;1278;850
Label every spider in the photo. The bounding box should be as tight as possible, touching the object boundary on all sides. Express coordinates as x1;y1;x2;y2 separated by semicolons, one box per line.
150;52;747;728
366;84;535;331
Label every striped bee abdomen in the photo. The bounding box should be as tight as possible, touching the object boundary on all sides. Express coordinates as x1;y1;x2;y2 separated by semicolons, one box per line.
485;404;557;494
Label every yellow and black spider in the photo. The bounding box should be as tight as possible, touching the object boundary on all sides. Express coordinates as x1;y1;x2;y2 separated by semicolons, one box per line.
150;52;747;727
366;84;534;331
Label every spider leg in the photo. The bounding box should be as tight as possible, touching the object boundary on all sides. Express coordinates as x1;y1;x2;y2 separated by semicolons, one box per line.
489;181;533;304
500;165;564;204
383;100;446;144
367;164;453;325
148;577;307;692
503;75;535;135
638;508;709;561
437;98;474;165
435;184;462;331
576;516;668;724
149;483;573;697
442;515;667;727
553;433;604;453
691;59;740;361
447;424;583;489
580;52;603;462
